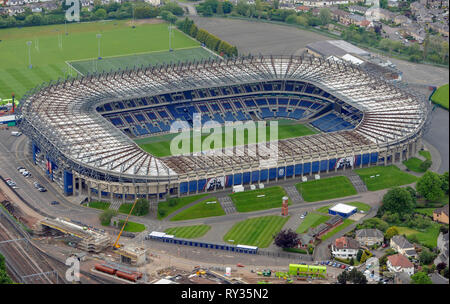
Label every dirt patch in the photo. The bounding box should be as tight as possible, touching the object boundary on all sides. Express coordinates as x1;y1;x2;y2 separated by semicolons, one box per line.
126;19;165;26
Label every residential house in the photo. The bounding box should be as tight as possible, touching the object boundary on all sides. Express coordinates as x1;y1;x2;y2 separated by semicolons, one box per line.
144;0;161;6
348;13;366;26
434;232;449;266
411;1;426;14
300;0;351;7
365;7;395;22
394;14;412;26
390;235;417;258
388;0;399;7
6;5;24;15
297;233;314;249
295;5;311;12
347;5;369;15
430;22;449;36
6;0;24;6
355;229;384;246
402;24;427;43
387;253;415;275
330;8;351;24
433;204;449;224
331;236;360;259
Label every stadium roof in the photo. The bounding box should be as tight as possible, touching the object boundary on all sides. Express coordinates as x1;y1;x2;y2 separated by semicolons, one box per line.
18;55;428;180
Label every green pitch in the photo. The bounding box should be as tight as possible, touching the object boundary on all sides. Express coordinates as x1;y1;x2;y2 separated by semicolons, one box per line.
164;225;211;239
223;215;289;248
296;212;330;234
355;165;418;191
0;20;206;100
170;197;225;221
230;186;292;213
69;47;216;75
431;84;449;110
135;120;318;157
295;176;357;202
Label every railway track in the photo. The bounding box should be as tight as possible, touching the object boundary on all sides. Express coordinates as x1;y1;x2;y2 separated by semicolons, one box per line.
0;209;62;283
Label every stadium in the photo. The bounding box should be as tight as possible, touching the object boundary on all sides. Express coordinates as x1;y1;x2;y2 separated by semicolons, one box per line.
17;55;430;207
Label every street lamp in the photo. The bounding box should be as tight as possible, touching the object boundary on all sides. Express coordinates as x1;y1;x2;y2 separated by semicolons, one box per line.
26;41;32;69
168;24;173;52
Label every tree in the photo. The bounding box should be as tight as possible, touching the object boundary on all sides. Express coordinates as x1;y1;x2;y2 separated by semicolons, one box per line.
381;187;415;216
349;257;355;266
437;262;447;273
274;229;299;249
419;160;432;172
411;271;432;284
319;8;331;25
356;249;363;262
416;171;444;202
99;209;117;226
273;0;280;9
337;270;349;284
348;268;368;284
385;226;399;240
202;5;213;17
94;8;107;20
440;172;449;195
216;1;224;15
161;1;184;16
419;247;436;265
133;199;150;216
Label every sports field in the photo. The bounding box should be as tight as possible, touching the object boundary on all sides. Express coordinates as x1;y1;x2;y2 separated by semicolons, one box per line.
170;197;225;221
431;84;449;110
355;165;418;191
223;215;289;248
295;176;357;202
0;20;210;100
164;225;211;239
135;120;318;157
402;157;428;173
229;186;292;213
157;193;209;220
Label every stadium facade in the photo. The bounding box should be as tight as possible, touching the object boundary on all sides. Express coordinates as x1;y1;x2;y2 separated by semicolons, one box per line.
17;55;429;204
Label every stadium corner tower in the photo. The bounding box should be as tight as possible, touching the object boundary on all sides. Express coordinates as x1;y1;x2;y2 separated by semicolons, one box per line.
17;56;429;205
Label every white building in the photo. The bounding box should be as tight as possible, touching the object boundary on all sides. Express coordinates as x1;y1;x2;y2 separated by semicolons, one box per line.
331;236;360;259
387;254;414;276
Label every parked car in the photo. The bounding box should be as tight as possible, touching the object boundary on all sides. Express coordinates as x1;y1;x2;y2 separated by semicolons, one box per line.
300;215;305;219
17;166;25;171
38;187;47;192
340;265;346;269
50;201;60;205
382;243;388;248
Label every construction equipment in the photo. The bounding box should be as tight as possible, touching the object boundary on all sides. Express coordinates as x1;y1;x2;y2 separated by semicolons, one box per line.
112;198;139;250
262;270;271;277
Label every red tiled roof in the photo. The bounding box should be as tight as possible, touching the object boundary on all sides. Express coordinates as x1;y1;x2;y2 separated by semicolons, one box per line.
388;254;414;268
334;236;360;250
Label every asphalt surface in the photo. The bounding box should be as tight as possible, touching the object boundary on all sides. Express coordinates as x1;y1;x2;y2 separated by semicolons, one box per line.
423;106;449;173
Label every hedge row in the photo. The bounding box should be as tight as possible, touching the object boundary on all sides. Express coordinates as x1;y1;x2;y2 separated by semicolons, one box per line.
177;17;238;58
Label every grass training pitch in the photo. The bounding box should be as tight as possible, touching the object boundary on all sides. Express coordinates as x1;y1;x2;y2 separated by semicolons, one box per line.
295;176;357;202
164;225;211;239
118;220;146;233
355;165;418;191
157;193;209;220
223;215;289;248
135;120;317;157
0;20;207;100
394;223;441;248
230;186;292;213
296;212;330;234
170;197;225;221
320;219;354;241
431;84;449;110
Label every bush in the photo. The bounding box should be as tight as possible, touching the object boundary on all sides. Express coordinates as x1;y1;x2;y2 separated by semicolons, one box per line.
99;209;117;226
416;171;444;202
419;160;432;171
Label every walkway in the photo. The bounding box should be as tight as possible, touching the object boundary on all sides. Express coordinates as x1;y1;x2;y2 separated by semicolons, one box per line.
284;185;304;203
217;196;237;214
345;172;368;193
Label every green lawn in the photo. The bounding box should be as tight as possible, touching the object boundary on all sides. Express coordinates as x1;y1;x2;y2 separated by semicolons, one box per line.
296;212;330;234
403;157;427;173
320;219;355;241
295;176;357;202
394;223;441;248
414;208;435;217
170;197;225;221
355;165;418;191
118;220;146;233
0;20;203;100
431;84;449;110
164;225;211;239
419;150;431;161
316;202;371;214
157;194;209;220
230;186;291;213
223;215;289;248
118;202;148;216
136;120;317;157
86;201;110;210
